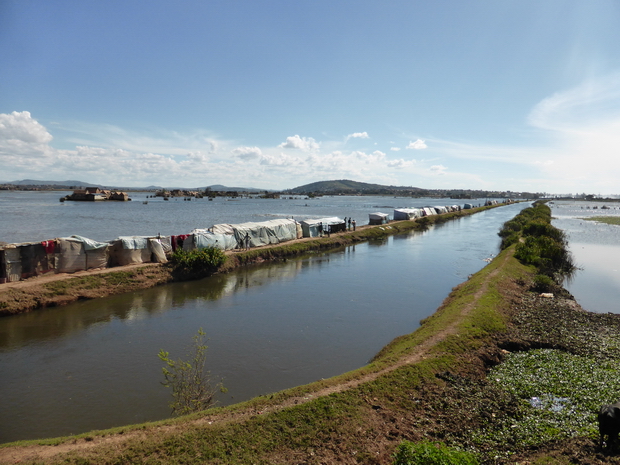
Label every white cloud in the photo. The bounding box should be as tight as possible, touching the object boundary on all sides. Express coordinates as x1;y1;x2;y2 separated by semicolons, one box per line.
407;139;427;150
0;111;53;145
233;146;262;160
387;159;416;168
390;147;401;151
278;135;320;151
346;131;369;141
429;164;447;175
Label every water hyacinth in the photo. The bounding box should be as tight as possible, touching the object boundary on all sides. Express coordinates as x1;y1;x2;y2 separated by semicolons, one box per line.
476;349;620;448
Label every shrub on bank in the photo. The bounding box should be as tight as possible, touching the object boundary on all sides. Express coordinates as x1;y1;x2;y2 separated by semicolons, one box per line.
170;247;226;279
498;201;575;283
393;441;478;465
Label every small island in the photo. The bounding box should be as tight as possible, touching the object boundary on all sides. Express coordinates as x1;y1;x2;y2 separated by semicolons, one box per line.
60;187;131;202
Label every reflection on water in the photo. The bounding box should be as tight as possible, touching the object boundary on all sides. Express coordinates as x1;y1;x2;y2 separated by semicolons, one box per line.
0;202;528;443
551;201;620;313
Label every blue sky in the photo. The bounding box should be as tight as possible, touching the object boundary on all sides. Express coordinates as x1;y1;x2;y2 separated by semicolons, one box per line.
2;1;620;194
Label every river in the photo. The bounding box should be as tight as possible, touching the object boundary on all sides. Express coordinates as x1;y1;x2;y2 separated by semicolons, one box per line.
0;198;529;443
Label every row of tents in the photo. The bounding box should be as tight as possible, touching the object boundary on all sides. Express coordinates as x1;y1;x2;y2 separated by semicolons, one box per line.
1;202;504;283
0;217;350;283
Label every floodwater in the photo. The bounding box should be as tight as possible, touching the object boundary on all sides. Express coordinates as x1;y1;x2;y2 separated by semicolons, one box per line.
0;190;494;244
0;201;529;443
551;200;620;313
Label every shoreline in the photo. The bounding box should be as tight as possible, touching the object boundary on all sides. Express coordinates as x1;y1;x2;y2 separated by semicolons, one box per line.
0;205;497;317
2;206;616;463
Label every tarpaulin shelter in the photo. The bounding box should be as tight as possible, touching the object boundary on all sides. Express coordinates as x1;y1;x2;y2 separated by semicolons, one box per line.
0;246;21;283
108;236;152;266
185;230;238;251
393;208;421;221
56;236;110;273
299;217;346;237
369;212;390;225
208;219;299;249
421;207;436;216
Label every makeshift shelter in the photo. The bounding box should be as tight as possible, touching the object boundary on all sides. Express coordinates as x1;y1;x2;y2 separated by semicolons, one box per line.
463;203;473;209
393;208;421;221
299;217;346;238
433;206;449;214
369;212;390;225
19;242;50;279
56;236;110;273
208;219;299;249
421;207;436;216
0;247;22;283
232;219;299;248
108;236;152;266
185;230;238;251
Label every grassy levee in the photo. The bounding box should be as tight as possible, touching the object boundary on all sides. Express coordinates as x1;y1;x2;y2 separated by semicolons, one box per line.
0;236;535;463
0;205;500;316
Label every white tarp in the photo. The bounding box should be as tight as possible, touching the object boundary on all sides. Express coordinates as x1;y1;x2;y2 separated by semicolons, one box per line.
185;231;238;251
232;219;298;248
422;207;435;216
149;238;168;263
393;208;421;220
109;236;152;265
207;219;298;249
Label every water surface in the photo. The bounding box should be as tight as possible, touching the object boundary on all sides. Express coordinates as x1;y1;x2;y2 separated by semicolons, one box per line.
0;201;528;443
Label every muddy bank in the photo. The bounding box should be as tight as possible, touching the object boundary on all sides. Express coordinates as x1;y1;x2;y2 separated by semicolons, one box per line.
0;208;488;316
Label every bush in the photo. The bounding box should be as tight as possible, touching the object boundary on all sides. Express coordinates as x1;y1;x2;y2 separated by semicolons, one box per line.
170;247;226;279
393;441;478;465
158;328;226;416
532;274;557;293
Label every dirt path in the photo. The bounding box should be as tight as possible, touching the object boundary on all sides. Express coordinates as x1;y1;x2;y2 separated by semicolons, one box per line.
0;247;507;464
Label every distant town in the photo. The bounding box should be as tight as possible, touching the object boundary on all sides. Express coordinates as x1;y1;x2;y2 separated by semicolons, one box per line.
0;179;617;201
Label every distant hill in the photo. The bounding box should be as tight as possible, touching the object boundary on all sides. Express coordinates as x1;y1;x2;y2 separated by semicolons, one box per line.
8;179;101;188
286;179;425;195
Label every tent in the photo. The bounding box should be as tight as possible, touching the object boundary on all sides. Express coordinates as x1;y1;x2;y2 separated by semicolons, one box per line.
299;217;346;237
232;219;298;248
56;236;110;273
209;218;299;249
422;207;436;216
393;208;421;221
369;212;389;225
108;236;152;266
185;230;238;251
0;247;21;283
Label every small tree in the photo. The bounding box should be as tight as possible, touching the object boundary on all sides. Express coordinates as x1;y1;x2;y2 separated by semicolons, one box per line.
158;328;225;416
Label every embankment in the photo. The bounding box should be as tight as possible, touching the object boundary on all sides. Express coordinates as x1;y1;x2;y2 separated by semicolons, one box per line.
2;202;618;463
0;206;495;316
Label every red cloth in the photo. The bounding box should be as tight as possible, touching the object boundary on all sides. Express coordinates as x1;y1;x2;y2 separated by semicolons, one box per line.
41;240;55;254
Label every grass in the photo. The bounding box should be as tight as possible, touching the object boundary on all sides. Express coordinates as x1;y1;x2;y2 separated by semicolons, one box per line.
582;216;620;225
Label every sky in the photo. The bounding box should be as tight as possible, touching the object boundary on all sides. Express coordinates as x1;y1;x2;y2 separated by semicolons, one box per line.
1;1;620;194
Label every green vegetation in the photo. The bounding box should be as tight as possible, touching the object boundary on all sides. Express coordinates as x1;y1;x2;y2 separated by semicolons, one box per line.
393;441;479;465
158;329;225;416
582;216;620;225
499;201;575;287
169;246;227;279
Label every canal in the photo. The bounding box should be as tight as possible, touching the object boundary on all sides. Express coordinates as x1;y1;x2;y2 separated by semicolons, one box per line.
0;202;528;443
